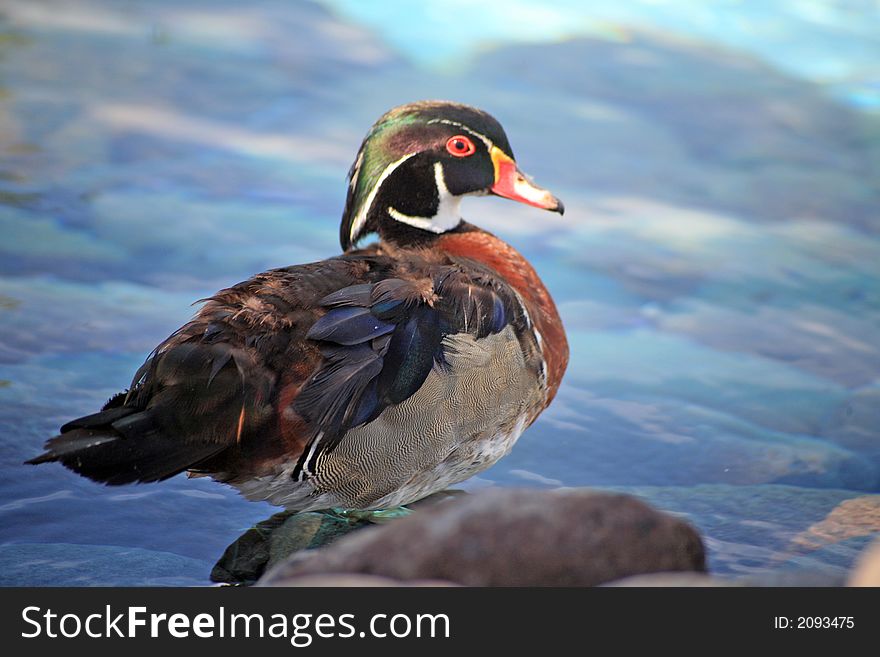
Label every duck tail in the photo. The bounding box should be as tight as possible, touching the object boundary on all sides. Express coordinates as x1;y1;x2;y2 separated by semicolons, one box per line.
26;397;222;485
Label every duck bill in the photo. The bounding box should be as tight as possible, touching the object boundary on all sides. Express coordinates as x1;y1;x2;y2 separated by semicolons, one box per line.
490;146;564;214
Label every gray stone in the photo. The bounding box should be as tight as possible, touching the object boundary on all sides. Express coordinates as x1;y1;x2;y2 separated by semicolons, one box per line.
849;537;880;587
259;488;706;587
605;484;876;578
607;569;848;587
262;574;457;587
604;573;738;587
739;569;847;587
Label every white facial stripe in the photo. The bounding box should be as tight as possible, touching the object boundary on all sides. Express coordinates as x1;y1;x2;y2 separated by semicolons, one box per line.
387;162;462;234
349;151;417;246
426;118;494;150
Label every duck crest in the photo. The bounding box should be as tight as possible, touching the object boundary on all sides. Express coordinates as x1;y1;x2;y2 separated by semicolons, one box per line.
436;226;568;405
340;109;440;250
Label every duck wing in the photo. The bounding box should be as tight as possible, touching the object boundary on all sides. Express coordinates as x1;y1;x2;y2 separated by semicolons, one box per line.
290;264;525;480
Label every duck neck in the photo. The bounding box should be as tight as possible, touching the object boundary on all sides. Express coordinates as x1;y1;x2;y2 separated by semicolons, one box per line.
376;212;462;248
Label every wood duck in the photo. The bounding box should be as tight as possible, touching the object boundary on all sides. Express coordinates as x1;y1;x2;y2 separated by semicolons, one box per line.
29;101;568;511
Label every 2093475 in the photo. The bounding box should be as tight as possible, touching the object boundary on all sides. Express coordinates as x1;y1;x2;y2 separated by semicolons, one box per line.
774;616;854;629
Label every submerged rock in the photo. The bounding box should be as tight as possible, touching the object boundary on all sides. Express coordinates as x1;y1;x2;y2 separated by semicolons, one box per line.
790;495;880;551
258;488;706;587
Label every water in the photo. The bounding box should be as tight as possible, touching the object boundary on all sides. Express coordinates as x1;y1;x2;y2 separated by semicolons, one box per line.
1;0;878;585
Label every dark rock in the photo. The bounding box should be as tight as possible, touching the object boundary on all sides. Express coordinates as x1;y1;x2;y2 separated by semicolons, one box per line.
266;513;326;570
211;511;294;584
266;512;373;569
211;510;372;584
211;491;465;584
258;488;706;587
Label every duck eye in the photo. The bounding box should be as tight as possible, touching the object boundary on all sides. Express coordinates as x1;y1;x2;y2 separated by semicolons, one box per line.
446;135;476;157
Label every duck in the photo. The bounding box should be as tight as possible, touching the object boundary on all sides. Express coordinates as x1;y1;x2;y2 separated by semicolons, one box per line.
28;100;568;512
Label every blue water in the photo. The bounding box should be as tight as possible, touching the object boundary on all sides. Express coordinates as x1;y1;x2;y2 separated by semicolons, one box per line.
1;0;878;585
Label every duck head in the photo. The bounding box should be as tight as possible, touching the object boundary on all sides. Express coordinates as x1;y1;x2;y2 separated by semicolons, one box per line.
340;100;564;250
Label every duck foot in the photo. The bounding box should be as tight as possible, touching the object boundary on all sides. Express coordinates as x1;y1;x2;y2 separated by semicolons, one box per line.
327;506;413;524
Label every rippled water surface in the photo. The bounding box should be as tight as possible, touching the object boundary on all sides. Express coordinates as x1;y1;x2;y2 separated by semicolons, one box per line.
1;0;878;585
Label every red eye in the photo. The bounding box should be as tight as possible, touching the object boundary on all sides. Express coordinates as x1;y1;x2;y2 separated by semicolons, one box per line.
446;135;476;157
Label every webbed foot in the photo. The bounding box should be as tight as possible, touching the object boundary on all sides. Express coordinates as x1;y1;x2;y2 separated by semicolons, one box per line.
326;506;413;524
